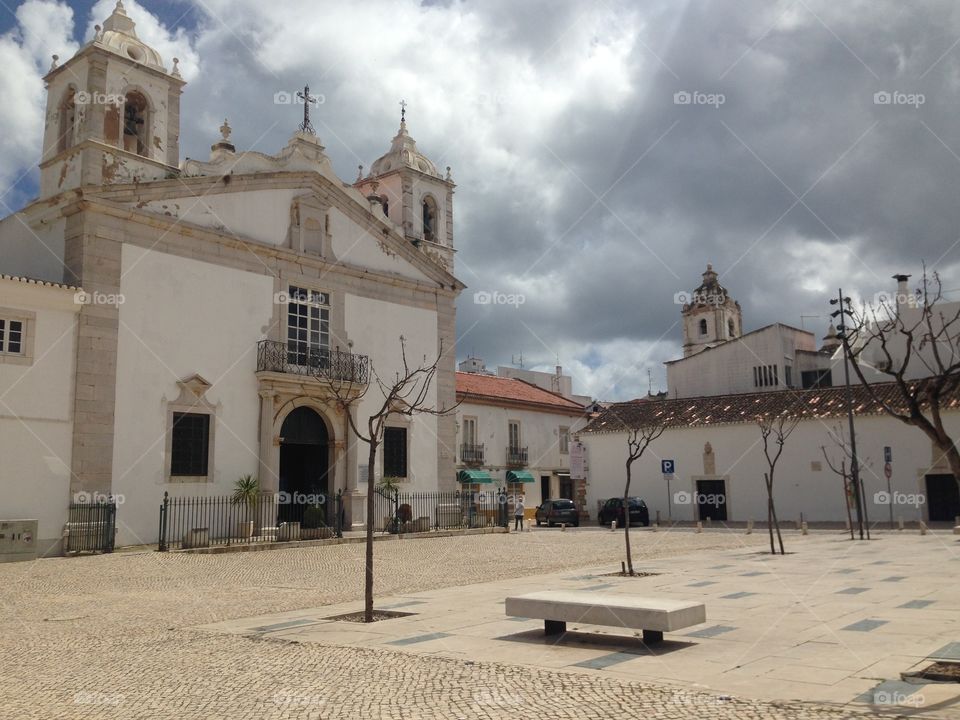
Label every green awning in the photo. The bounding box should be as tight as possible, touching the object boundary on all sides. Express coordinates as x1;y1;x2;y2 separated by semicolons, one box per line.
506;470;536;483
457;469;493;484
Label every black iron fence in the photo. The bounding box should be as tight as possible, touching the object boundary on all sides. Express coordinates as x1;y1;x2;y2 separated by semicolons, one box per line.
158;490;344;551
65;500;117;554
256;340;369;384
373;489;511;533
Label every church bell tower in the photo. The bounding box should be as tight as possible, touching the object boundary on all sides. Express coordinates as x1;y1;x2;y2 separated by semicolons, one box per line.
681;264;742;357
39;1;185;198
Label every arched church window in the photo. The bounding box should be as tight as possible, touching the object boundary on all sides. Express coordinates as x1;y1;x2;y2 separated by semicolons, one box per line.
422;196;437;242
728;318;735;337
123;91;149;157
57;88;77;154
699;318;708;336
382;198;389;218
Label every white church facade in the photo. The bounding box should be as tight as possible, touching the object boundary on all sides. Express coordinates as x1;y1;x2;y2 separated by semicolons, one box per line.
0;2;462;553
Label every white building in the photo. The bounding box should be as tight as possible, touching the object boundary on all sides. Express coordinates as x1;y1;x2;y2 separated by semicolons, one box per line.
0;2;463;552
580;384;960;525
454;370;589;519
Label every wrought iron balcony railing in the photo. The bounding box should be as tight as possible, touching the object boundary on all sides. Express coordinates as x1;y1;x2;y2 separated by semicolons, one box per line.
460;443;485;465
506;446;528;467
256;340;369;384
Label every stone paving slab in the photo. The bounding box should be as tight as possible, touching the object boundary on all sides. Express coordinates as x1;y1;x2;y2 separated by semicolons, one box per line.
198;532;960;717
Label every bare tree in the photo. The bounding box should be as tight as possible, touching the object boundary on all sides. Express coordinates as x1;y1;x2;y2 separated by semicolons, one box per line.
846;269;960;494
820;425;856;540
757;411;800;555
622;424;665;575
331;336;454;622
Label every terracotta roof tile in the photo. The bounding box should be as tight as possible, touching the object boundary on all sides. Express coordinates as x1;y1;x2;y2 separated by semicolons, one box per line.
456;372;585;412
583;380;960;433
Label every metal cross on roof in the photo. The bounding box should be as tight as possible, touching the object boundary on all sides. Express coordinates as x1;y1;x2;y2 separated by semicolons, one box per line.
297;85;319;135
399;99;407;123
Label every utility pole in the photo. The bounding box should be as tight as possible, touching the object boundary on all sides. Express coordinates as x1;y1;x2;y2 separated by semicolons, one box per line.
831;289;866;540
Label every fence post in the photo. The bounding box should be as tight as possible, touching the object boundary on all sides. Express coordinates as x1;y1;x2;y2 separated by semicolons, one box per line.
158;492;169;552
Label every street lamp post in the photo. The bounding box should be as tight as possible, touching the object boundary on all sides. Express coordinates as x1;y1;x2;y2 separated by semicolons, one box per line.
831;289;866;540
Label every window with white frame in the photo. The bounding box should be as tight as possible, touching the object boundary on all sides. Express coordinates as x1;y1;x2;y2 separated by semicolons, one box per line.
286;286;330;365
508;421;521;450
0;318;24;355
559;426;570;454
462;417;477;446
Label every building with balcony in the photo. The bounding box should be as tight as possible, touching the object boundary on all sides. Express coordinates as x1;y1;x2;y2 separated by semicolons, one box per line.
454;368;590;519
0;2;462;551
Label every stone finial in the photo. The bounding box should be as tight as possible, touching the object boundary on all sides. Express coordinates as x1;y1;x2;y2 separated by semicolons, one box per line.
94;24;103;41
445;165;452;181
171;57;182;78
49;54;59;71
356;164;364;182
220;118;232;142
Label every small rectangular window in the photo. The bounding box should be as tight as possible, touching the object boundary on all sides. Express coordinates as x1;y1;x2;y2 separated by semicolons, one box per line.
384;426;408;478
171;412;210;476
559;426;570;454
0;318;25;355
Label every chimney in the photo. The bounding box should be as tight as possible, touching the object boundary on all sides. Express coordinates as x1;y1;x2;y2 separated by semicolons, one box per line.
893;273;911;312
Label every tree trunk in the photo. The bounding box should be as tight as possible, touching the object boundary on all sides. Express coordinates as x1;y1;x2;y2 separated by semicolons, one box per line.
770;499;785;555
624;461;634;576
364;441;378;623
764;473;775;554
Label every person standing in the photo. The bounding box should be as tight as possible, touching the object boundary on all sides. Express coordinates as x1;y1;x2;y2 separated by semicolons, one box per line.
514;496;525;531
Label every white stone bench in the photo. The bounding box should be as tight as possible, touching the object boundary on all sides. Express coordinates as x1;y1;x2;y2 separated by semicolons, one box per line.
505;590;706;644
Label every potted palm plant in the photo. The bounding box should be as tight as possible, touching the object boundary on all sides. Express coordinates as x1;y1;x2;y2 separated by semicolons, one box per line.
232;474;259;540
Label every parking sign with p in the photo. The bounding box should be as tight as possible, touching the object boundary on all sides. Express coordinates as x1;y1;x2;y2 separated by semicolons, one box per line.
661;459;675;475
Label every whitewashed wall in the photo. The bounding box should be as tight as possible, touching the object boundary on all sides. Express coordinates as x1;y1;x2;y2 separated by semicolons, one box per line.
0;280;80;554
581;412;960;525
345;294;439;491
113;245;274;546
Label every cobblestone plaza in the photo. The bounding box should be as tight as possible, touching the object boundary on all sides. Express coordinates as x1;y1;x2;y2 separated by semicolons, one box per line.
3;527;957;718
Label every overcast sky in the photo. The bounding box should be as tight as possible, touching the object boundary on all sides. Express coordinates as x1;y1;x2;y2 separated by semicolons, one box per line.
2;0;959;400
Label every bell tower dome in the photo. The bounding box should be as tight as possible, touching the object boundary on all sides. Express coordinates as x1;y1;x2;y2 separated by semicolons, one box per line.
681;264;742;357
356;103;455;272
39;1;185;198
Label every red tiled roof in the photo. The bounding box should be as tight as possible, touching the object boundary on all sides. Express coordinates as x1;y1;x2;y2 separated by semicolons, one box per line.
456;372;586;413
583;380;960;433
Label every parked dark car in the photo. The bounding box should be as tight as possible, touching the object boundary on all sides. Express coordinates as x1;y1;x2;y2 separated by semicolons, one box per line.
535;499;580;527
598;497;650;527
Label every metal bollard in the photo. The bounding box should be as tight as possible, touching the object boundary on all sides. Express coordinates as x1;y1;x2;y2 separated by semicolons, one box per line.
898;517;904;531
652;523;658;532
611;521;617;531
801;521;809;536
561;523;567;532
696;521;702;533
920;521;928;536
746;519;754;535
